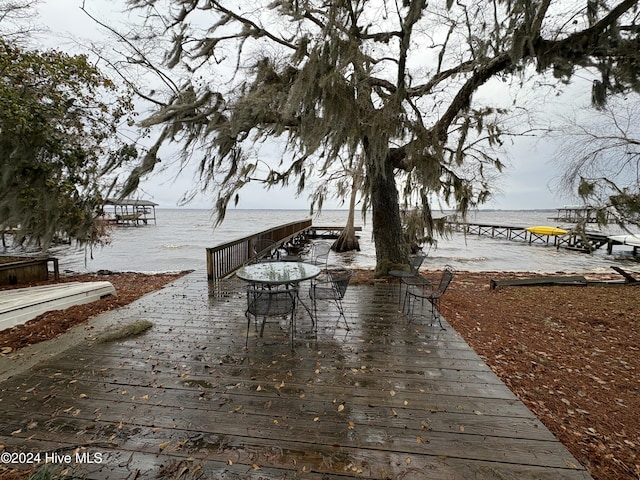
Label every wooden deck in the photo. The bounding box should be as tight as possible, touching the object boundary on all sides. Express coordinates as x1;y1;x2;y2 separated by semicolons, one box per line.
0;272;592;479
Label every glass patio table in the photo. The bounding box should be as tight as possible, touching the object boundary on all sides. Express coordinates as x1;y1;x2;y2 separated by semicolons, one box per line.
236;262;321;285
236;262;322;325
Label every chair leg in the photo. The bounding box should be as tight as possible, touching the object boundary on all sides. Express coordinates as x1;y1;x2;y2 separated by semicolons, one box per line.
290;311;294;350
246;314;251;347
335;298;350;330
428;298;446;330
311;291;318;332
402;287;411;314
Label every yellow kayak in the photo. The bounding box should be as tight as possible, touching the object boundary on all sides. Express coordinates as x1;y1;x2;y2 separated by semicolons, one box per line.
525;226;568;236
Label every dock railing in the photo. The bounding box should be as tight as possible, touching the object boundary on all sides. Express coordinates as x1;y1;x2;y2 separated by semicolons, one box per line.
206;219;312;281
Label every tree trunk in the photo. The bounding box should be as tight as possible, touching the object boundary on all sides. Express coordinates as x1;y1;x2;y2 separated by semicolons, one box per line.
369;157;409;276
332;175;361;252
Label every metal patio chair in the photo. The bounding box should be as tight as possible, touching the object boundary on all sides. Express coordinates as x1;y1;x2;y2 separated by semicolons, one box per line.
388;250;427;302
308;242;331;269
404;265;455;329
245;284;298;349
309;268;352;330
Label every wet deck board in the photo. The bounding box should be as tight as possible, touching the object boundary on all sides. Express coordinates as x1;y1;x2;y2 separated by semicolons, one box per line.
0;272;592;479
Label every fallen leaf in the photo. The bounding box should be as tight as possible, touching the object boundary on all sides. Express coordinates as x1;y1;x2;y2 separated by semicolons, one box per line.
158;441;171;451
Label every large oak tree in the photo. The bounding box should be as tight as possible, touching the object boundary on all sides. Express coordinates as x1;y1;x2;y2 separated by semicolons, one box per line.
120;0;640;274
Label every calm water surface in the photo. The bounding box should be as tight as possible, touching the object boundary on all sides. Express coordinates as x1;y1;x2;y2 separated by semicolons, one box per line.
33;209;640;274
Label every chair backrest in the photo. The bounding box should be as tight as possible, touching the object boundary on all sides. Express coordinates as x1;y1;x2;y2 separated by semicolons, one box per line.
311;242;331;266
437;265;456;295
328;268;352;300
409;251;426;273
246;285;297;316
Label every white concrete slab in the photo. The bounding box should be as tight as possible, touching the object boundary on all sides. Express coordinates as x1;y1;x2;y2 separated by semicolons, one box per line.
0;282;116;331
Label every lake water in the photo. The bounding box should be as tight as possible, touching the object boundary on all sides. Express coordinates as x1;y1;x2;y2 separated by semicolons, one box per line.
29;209;640;274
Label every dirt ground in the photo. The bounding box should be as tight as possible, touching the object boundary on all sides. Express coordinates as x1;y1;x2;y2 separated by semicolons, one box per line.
0;269;638;480
440;271;639;480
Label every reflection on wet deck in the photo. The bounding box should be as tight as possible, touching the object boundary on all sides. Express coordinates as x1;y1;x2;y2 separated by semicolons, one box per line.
0;272;591;479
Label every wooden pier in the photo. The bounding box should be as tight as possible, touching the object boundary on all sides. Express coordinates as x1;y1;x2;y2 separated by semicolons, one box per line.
454;222;567;246
206;219;313;280
307;225;362;239
452;222;614;253
206;222;364;281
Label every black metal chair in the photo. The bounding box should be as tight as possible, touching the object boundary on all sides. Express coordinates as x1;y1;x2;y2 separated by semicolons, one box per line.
309;268;352;330
388;251;427;302
245;284;298;349
308;242;331;269
404;265;455;329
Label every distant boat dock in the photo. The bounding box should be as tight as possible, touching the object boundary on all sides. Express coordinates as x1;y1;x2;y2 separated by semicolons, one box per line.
451;222;636;255
306;225;362;239
547;206;612;224
452;222;566;245
103;198;158;226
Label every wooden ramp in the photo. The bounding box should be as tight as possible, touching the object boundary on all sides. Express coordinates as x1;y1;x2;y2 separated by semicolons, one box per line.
0;273;591;479
0;282;115;330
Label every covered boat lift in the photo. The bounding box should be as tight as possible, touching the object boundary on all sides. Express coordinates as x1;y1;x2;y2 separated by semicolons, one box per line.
103;198;158;226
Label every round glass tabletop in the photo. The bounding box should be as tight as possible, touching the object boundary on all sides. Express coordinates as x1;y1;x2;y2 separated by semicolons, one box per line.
236;262;321;284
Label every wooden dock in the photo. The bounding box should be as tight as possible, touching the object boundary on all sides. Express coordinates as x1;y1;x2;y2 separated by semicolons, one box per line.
454;222;565;246
0;272;591;479
307;225;362;239
453;222;616;252
103;198;158;226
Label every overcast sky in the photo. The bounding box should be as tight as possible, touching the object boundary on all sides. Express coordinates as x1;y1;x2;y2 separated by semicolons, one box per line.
34;0;590;211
